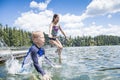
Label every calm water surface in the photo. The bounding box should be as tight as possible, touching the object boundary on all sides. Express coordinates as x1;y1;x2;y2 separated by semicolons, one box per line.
0;46;120;80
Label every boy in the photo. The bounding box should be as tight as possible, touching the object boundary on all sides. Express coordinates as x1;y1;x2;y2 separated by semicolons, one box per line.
22;31;53;80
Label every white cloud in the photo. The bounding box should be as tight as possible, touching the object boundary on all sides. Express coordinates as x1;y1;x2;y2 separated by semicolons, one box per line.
61;22;120;37
14;0;120;37
63;22;84;29
92;22;96;25
79;24;120;37
14;10;53;34
107;24;120;35
84;0;120;17
14;11;120;37
15;0;52;34
78;0;120;21
107;14;112;18
30;1;38;8
30;0;51;11
62;0;120;37
60;14;82;23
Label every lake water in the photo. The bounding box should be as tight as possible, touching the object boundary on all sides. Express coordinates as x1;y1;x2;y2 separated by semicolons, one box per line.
0;46;120;80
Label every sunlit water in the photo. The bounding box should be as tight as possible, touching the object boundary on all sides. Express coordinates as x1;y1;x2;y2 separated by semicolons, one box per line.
0;46;120;80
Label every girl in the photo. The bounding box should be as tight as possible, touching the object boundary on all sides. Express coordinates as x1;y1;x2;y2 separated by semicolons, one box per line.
49;14;67;64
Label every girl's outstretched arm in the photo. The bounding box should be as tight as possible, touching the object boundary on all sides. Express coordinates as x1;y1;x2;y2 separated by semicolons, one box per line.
59;25;67;38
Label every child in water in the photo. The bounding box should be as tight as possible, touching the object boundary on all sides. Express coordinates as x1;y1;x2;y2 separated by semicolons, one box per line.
49;14;67;64
22;31;56;80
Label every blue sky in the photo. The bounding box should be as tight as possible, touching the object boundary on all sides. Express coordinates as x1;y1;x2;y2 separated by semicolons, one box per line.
0;0;120;37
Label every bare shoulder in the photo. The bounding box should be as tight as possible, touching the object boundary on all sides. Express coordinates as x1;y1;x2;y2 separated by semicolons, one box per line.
50;23;53;25
50;23;54;27
56;23;60;27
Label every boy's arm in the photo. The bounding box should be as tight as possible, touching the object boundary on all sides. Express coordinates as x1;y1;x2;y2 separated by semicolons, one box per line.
44;55;62;68
31;51;46;76
44;56;55;67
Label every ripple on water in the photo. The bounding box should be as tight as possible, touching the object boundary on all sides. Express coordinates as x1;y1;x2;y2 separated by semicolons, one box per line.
0;46;120;80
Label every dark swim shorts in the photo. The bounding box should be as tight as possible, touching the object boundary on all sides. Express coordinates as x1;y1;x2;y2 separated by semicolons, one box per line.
49;37;56;40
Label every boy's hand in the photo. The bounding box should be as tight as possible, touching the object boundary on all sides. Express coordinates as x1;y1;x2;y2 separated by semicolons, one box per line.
53;65;62;68
42;74;52;80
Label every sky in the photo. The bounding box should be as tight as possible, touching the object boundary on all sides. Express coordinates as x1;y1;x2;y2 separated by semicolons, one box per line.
0;0;120;37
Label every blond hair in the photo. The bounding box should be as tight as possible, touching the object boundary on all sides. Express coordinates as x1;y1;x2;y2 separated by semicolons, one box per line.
32;31;44;43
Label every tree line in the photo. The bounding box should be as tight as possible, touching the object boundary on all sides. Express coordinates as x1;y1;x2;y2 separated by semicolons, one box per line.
0;23;120;47
0;24;31;47
61;35;120;47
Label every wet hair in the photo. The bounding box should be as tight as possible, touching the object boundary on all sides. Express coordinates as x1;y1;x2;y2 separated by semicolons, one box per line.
52;14;58;22
32;31;43;38
32;31;44;42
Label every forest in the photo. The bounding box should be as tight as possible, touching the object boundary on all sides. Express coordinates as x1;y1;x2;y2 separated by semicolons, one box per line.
1;24;120;47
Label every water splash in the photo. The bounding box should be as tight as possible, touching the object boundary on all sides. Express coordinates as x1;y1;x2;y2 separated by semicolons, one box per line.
5;55;33;75
5;56;21;74
0;38;12;61
0;38;32;74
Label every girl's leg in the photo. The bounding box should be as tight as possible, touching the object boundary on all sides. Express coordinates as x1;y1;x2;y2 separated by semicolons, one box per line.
55;38;63;54
50;39;63;64
54;39;63;64
50;39;63;51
